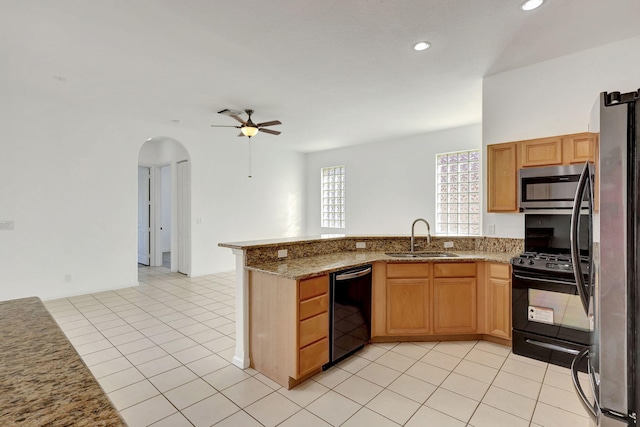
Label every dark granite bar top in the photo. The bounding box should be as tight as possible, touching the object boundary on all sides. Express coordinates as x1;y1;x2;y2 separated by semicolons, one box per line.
0;297;126;426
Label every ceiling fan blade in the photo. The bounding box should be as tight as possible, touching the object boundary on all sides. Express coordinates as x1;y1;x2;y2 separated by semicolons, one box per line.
229;114;247;125
256;120;282;127
259;128;281;135
210;124;241;128
237;132;244;137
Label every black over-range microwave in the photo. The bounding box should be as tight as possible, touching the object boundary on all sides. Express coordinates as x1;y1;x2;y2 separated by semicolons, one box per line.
518;164;591;210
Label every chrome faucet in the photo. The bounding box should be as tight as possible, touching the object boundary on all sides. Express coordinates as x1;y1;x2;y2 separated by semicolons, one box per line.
411;218;431;253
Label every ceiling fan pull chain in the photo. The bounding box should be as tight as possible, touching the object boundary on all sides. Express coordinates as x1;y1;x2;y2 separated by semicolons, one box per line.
248;140;252;178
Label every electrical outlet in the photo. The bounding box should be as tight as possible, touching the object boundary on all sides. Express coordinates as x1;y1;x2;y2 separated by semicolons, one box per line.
277;249;288;258
0;220;15;230
444;241;454;249
65;274;73;283
356;242;366;249
488;224;496;235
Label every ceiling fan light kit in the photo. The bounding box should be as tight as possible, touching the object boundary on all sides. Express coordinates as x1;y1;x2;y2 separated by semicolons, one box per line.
241;126;259;137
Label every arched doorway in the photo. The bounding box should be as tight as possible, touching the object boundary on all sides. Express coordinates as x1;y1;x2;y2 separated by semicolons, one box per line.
138;137;191;275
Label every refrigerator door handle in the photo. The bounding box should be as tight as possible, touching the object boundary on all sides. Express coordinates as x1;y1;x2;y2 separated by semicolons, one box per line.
570;161;592;314
571;348;598;419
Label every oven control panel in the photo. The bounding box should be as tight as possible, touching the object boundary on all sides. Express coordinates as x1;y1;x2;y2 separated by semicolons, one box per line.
511;252;590;274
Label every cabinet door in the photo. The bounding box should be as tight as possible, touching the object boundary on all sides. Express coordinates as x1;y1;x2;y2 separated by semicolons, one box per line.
386;278;430;335
520;137;562;167
563;133;597;164
433;278;477;334
485;263;511;339
486;277;511;339
487;143;518;212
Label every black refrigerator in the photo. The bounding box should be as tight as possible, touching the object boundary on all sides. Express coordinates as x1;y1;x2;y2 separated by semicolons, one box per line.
570;89;640;426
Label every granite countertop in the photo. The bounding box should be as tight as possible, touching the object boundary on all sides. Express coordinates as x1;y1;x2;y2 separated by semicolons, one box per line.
0;297;126;426
246;250;516;280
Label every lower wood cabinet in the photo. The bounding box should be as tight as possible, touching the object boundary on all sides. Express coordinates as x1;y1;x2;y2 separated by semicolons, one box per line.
385;263;430;335
372;261;512;342
386;278;430;334
249;271;329;388
433;263;477;334
485;262;512;339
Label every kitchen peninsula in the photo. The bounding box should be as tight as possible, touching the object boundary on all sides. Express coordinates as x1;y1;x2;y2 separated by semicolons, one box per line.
220;235;522;388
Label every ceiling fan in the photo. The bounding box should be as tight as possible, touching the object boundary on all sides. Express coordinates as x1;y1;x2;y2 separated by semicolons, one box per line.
211;108;282;138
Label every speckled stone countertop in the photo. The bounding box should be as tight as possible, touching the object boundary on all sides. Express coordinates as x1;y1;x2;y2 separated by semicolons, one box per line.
220;235;522;280
246;250;517;280
0;297;126;426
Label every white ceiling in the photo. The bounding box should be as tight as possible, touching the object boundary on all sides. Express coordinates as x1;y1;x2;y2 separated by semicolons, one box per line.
3;0;640;152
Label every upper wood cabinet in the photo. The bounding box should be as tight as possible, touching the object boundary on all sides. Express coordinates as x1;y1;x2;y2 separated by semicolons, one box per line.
487;132;598;213
563;133;598;164
487;143;518;212
520;137;563;167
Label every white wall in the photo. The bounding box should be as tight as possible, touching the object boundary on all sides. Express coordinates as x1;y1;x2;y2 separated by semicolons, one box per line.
305;125;481;235
482;35;640;238
0;95;305;301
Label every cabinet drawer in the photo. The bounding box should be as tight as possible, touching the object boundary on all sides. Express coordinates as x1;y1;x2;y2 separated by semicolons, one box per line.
299;337;329;376
299;294;329;321
299;312;328;348
488;263;511;280
434;262;476;277
299;275;328;301
387;263;430;278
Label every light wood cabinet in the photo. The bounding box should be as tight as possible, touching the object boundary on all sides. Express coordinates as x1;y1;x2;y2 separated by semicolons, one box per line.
487;143;518;212
485;262;511;340
563;133;597;164
432;263;477;334
487;132;599;213
386;278;430;334
385;263;431;335
249;271;329;388
520;137;563;167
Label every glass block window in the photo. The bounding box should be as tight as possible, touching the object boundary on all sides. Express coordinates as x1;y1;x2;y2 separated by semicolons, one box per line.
436;150;481;236
321;166;345;228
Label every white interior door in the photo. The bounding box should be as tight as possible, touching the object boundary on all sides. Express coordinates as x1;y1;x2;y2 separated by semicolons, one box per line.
137;166;151;265
177;160;191;275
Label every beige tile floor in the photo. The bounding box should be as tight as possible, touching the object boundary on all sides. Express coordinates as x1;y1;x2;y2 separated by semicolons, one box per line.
44;267;596;427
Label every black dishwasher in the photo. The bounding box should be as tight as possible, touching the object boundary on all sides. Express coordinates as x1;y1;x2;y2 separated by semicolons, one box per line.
325;264;372;368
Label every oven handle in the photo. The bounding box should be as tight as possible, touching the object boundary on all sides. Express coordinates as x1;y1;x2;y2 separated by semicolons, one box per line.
335;267;372;281
513;274;577;287
570;161;592;314
525;339;580;355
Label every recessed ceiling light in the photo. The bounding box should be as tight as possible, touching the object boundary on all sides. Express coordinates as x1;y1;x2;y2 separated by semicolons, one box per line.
413;41;431;51
521;0;544;11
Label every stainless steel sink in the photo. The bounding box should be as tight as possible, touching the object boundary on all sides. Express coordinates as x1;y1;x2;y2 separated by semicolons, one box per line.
385;252;458;258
